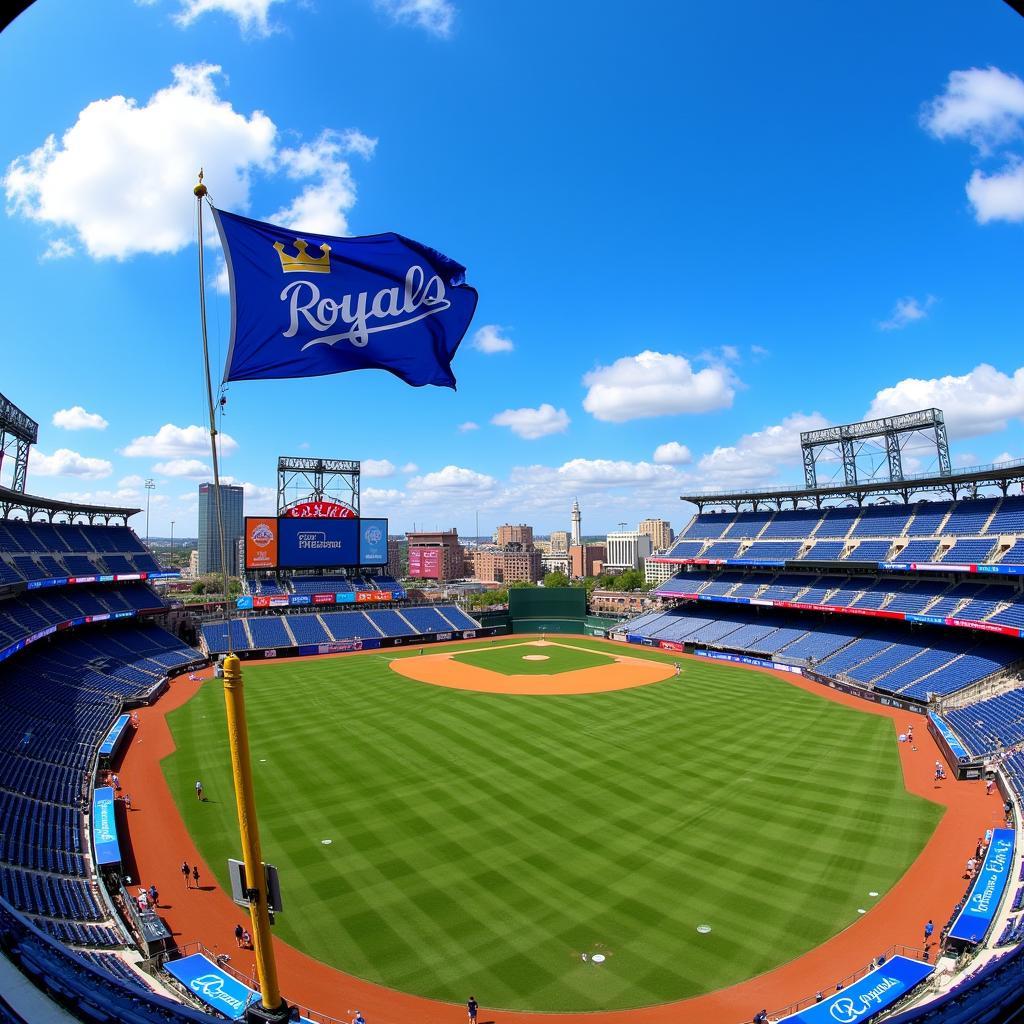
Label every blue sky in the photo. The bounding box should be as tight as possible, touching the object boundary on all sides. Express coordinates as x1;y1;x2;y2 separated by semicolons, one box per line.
3;0;1024;538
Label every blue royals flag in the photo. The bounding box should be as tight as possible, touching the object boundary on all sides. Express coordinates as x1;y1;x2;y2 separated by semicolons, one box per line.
213;210;478;388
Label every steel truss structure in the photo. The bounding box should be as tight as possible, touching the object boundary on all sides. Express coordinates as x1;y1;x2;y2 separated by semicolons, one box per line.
800;409;950;489
0;392;38;495
0;485;137;525
276;457;360;516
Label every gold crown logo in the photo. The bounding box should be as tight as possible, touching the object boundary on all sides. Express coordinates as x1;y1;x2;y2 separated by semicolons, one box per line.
273;238;331;274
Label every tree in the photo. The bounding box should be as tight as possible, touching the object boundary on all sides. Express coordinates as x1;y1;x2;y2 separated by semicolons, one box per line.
615;568;645;592
191;580;206;595
544;571;570;588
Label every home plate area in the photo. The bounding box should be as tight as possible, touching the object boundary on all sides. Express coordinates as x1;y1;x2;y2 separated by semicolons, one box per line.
388;639;677;694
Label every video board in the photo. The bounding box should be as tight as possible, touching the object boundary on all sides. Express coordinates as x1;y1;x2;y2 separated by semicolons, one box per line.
244;516;388;570
408;546;441;579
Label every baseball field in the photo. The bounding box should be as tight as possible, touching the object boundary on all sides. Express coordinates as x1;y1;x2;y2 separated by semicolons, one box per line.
162;637;943;1012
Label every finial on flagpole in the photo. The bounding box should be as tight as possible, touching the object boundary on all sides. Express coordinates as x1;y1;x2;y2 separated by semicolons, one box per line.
194;168;208;198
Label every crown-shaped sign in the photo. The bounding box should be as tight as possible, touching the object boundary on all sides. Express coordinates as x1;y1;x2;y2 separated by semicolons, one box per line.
273;238;331;274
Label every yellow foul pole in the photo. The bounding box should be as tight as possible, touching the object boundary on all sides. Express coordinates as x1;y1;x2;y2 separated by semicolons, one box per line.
222;653;282;1012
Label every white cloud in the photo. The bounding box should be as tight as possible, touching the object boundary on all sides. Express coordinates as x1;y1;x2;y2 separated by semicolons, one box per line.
582;350;737;422
697;412;829;487
866;363;1024;439
52;405;108;431
556;459;679;486
221;477;276;512
41;238;74;260
458;421;479;432
363;487;404;503
172;0;285;36
153;458;213;478
921;67;1024;152
400;462;418;473
491;403;570;440
375;0;455;37
30;447;113;479
269;128;376;236
119;474;145;489
471;324;514;354
653;441;692;465
408;465;496;491
879;295;936;331
994;451;1018;464
122;423;238;458
4;64;276;259
966;161;1024;223
213;257;229;295
361;458;396;477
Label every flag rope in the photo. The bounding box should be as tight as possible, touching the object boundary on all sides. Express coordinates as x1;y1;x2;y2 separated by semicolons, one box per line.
194;170;234;649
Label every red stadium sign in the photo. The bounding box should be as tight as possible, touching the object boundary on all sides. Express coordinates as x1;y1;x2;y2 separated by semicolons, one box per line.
312;593;335;604
284;501;356;519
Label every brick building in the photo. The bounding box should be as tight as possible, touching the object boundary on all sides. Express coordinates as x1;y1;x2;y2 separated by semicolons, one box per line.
471;543;542;584
638;518;674;552
406;529;465;581
496;523;534;548
570;543;605;579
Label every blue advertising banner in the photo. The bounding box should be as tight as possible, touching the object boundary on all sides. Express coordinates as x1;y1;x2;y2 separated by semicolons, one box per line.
236;596;253;610
99;714;131;757
92;787;121;866
164;954;255;1020
928;712;971;761
277;517;358;568
948;829;1016;943
359;518;388;565
289;594;311;606
337;591;356;604
214;209;477;390
778;955;933;1023
165;954;315;1022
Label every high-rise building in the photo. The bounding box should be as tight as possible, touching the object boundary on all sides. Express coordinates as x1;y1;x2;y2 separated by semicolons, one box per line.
644;558;676;587
549;530;570;552
496;524;534;548
197;482;244;576
570;498;581;547
604;531;653;572
638;518;674;552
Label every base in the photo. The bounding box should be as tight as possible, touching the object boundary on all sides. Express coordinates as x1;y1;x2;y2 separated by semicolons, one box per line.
245;999;295;1024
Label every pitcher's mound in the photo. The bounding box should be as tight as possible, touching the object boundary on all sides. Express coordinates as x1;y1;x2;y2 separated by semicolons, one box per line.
523;655;549;661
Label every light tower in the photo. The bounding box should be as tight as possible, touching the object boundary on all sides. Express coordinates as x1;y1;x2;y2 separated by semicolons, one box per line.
571;497;581;547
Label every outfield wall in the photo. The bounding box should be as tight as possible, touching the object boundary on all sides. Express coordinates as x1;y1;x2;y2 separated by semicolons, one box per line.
223;625;507;663
507;587;586;634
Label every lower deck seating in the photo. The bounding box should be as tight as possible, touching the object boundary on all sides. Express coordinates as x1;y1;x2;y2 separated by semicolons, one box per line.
0;620;200;946
201;605;483;654
945;689;1024;756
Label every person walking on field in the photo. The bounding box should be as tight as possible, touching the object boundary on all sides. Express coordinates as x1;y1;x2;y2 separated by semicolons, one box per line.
986;777;995;796
181;861;190;888
924;919;934;946
195;779;204;801
467;996;478;1024
234;923;244;947
192;865;200;888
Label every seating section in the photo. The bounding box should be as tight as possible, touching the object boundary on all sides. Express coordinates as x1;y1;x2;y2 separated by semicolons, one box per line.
671;494;1024;568
0;522;164;585
619;604;1018;699
944;689;1024;756
0;621;200;946
202;605;482;654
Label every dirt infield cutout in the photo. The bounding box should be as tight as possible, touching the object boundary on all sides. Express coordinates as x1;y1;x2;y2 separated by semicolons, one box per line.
389;640;677;694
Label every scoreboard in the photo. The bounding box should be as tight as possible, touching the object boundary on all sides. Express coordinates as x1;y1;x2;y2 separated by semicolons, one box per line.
245;516;387;571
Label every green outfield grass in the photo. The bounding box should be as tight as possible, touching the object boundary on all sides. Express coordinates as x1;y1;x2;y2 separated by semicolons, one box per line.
163;638;942;1011
451;640;614;674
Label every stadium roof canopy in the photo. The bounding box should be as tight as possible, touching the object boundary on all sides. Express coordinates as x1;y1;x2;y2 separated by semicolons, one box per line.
0;484;139;525
681;457;1024;511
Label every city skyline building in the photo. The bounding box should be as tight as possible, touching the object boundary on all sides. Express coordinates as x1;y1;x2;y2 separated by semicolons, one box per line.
197;482;244;577
604;531;653;573
638;518;674;553
571;498;581;548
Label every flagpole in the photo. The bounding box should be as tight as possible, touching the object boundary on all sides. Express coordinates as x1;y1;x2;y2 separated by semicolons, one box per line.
194;172;290;1024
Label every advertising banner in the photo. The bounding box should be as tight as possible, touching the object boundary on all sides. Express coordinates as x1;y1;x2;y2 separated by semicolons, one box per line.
313;593;335;604
778;955;933;1023
236;596;253;610
252;595;271;609
268;595;289;607
278;517;358;568
92;787;121;866
289;594;311;606
99;714;131;758
928;712;971;762
284;501;355;519
163;954;256;1020
359;518;388;565
356;589;392;603
658;640;685;652
244;517;278;571
337;591;356;604
947;829;1016;943
409;546;441;579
